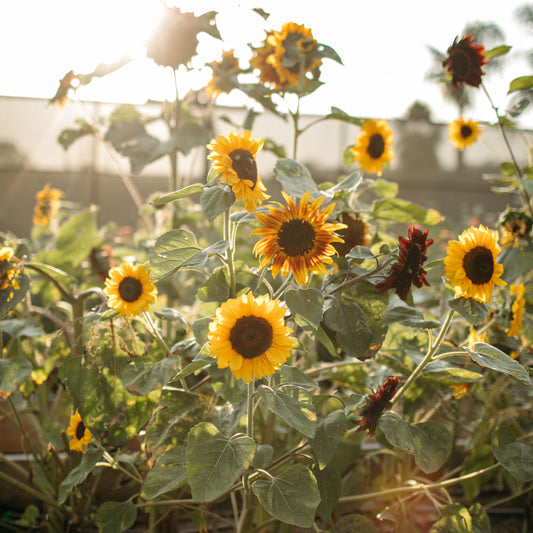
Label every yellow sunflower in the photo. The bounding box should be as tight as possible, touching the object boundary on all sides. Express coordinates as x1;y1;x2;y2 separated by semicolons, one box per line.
350;119;394;177
506;283;525;337
206;49;240;99
448;118;482;150
66;410;92;453
266;22;322;86
103;262;158;317
0;246;21;302
250;30;287;88
207;130;270;212
252;191;346;285
33;183;63;226
466;326;488;350
444;225;506;303
208;292;294;383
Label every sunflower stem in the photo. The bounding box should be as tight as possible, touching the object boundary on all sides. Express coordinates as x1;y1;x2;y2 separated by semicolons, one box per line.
391;309;455;407
224;208;237;299
481;81;533;219
246;379;255;439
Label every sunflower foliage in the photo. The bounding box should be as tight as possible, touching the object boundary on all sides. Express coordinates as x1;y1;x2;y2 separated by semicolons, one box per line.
1;7;533;533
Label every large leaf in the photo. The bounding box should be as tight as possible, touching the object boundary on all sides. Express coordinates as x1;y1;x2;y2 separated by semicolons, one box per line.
309;409;349;469
371;198;442;225
252;464;320;528
151;184;204;207
448;297;490;325
96;501;137;533
314;464;341;525
466;342;530;385
258;384;317;439
122;356;183;396
285;287;323;336
508;75;533;94
58;448;103;504
383;305;440;329
0;357;33;395
149;229;201;281
491;424;533;483
0;270;30;319
186;422;255;502
274;158;320;198
484;45;512;60
141;447;187;500
430;503;490;533
380;412;452;473
200;185;235;222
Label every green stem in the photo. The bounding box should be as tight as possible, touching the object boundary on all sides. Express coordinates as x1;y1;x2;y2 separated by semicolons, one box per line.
481;81;533;219
247;380;255;438
391;309;455;407
290;96;301;160
0;470;61;509
224;208;236;299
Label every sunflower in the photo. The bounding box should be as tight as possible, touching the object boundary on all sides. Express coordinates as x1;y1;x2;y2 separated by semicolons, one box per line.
266;22;322;86
442;34;486;89
499;209;532;248
350;119;394;177
208;292;294;383
252;191;346;285
103;262;158;317
207;130;269;212
466;326;488;350
206;50;240;99
506;283;525;337
66;410;92;453
444;225;506;303
250;31;287;89
376;225;433;301
332;212;371;257
33;183;63;226
0;246;21;302
448;118;482;150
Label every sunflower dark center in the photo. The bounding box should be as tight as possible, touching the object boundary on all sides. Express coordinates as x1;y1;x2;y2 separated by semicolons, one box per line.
229;315;273;359
450;49;471;77
463;246;494;285
118;276;143;303
460;125;473;138
230;149;258;189
277;219;316;256
368;134;385;159
75;421;86;440
403;244;423;278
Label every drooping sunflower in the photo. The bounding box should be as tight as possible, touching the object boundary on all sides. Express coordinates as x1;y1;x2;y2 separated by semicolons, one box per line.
207;130;269;212
444;225;506;303
506;283;525;337
332;212;371;257
442;34;486;89
266;22;322;86
350;119;394;177
252;191;346;285
206;50;240;99
33;183;63;226
208;292;294;383
448;117;482;150
103;262;158;317
499;209;532;248
376;225;433;301
66;410;92;453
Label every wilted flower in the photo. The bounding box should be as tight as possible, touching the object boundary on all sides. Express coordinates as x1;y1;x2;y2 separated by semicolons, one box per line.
499;209;532;248
206;50;240;99
442;34;486;89
506;283;525;337
49;70;78;108
376;225;433;301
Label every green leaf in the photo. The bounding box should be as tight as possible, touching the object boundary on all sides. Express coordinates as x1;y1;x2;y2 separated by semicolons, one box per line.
186;422;255;502
36;209;101;272
200;185;235;222
448;297;490;325
380;412;452;473
180;240;229;271
96;501;137;533
383;306;440;329
309;410;349;469
317;43;343;64
252;444;274;469
322;171;362;200
423;366;483;386
58;448;103;504
149;229;200;281
324;107;363;126
285;287;323;336
77;56;132;85
258;384;317;439
370;178;398;199
484;45;512;60
197;267;230;302
151;184;204;207
314;464;341;525
508;75;533;94
430;503;472;533
371;198;442;225
491;424;533;483
274;158;320;197
461;445;494;500
0;357;33;395
122;357;183;396
346;246;377;260
57;119;94;151
141;447;187;500
466;342;530;385
252;464;320;528
0;272;30;319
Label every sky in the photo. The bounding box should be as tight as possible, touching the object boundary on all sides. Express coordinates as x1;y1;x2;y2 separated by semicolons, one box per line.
1;0;533;126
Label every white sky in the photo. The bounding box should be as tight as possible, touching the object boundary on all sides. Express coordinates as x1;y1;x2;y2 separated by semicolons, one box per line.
1;0;532;126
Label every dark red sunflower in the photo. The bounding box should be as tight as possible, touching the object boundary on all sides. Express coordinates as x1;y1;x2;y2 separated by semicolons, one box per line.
376;225;433;301
352;376;399;436
442;34;486;89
